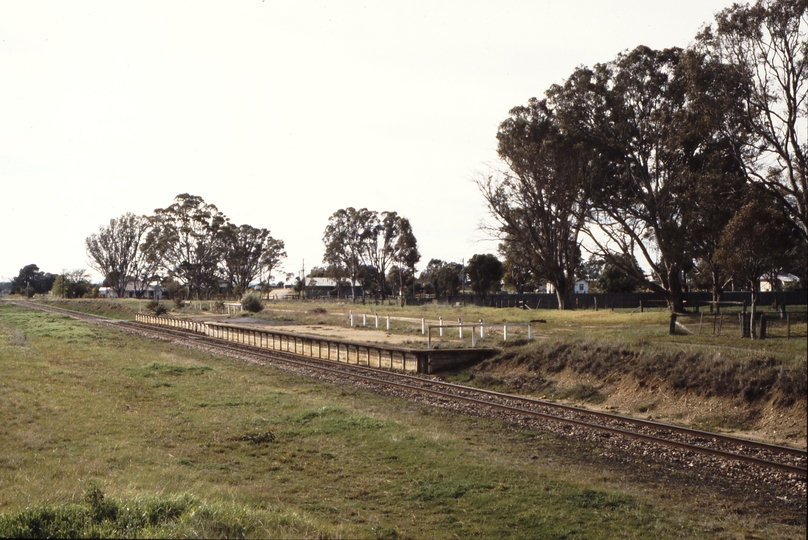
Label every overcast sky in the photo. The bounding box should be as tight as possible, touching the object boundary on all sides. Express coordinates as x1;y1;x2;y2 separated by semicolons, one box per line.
1;0;737;283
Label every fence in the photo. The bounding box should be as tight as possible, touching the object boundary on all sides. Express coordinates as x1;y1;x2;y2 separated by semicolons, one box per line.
417;290;808;310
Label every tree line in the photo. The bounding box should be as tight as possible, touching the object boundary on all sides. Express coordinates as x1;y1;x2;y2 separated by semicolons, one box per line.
6;1;803;317
480;0;806;319
85;193;286;300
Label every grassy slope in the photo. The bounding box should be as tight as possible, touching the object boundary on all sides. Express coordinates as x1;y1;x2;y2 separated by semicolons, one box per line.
0;303;804;539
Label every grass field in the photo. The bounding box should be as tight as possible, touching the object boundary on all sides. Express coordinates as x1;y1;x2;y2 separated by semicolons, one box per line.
1;301;805;538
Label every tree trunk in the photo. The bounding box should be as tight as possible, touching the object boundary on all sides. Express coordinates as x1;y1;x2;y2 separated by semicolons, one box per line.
750;291;758;339
666;268;685;313
711;267;723;303
551;273;569;310
555;289;567;310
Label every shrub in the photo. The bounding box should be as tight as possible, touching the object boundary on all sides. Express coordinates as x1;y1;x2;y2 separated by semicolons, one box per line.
146;300;168;316
241;293;264;313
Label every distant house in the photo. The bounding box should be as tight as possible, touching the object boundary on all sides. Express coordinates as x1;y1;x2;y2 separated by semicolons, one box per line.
308;277;340;289
546;281;589;294
306;277;358;297
99;281;164;300
759;273;800;292
98;286;114;298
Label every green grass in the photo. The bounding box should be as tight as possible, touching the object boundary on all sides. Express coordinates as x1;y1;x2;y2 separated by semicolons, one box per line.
1;302;804;538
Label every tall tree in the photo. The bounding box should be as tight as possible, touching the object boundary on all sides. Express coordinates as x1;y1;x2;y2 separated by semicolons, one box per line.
11;264;56;296
698;0;808;242
219;223;286;294
144;194;228;299
323;207;375;301
466;254;504;300
550;46;748;312
392;216;420;299
360;211;402;300
481;98;589;309
86;212;157;298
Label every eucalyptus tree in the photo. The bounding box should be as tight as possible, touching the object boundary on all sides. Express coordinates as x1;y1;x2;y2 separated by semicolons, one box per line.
144;194;228;299
549;46;748;312
698;0;808;242
391;216;420;299
480;98;590;309
219;223;286;294
323;207;375;301
359;211;401;300
86;212;159;298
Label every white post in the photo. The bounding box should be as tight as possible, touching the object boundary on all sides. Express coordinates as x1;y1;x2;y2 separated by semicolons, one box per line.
421;318;425;335
350;311;354;327
458;318;463;339
472;328;476;348
503;322;508;341
363;313;367;326
375;313;379;328
480;319;485;338
386;315;390;330
439;316;443;337
528;324;533;340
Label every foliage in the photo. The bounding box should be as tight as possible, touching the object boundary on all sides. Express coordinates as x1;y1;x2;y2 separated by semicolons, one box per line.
240;292;264;313
219;223;286;293
51;269;92;299
482;97;589;308
85;213;159;299
716;194;798;340
145;299;168;316
324;207;419;300
698;0;808;242
596;255;642;294
322;207;374;300
419;259;462;297
549;46;749;312
144;194;228;299
466;254;504;299
10;264;56;296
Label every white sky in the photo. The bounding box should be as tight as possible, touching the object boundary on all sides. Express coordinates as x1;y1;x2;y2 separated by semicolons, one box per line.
1;0;736;283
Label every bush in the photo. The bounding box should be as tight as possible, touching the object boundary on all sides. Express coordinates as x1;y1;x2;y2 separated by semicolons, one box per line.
146;300;168;316
241;293;264;313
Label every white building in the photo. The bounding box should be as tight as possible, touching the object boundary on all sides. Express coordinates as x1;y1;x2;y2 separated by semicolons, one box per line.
545;281;589;294
98;281;164;299
759;273;800;292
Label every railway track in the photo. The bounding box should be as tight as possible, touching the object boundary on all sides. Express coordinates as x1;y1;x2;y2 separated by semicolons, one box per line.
6;300;806;489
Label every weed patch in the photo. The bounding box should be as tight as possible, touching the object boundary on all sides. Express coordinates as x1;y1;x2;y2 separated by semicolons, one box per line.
237;431;276;444
125;362;212;377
